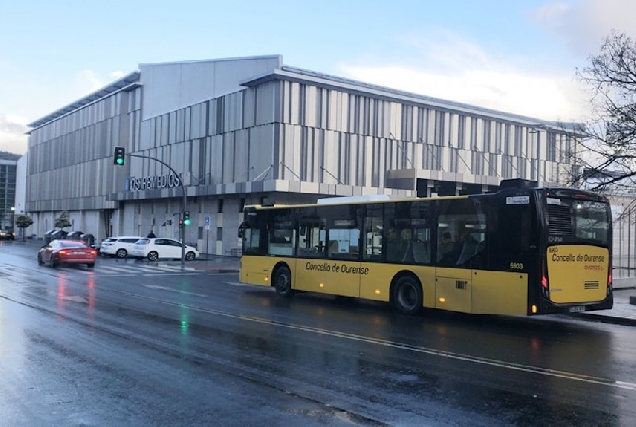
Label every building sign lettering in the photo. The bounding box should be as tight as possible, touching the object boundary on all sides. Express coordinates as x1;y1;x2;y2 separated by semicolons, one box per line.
127;172;181;191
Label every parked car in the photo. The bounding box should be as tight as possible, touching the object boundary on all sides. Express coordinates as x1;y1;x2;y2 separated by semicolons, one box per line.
49;229;68;241
100;236;144;258
37;239;98;268
66;230;84;240
131;238;199;261
81;233;96;249
44;229;57;244
0;229;15;240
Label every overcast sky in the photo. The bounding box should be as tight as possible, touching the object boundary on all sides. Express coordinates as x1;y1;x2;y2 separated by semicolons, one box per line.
1;0;635;155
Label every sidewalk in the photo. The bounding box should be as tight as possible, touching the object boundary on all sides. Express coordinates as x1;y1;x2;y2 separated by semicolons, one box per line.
576;286;636;326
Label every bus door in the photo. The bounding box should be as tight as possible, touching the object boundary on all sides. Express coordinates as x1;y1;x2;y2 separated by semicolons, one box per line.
294;216;330;294
359;206;388;301
321;205;361;297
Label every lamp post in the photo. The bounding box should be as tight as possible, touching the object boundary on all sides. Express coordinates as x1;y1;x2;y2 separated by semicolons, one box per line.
127;154;188;269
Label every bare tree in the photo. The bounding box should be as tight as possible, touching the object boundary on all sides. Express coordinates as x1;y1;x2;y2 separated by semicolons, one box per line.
576;31;636;192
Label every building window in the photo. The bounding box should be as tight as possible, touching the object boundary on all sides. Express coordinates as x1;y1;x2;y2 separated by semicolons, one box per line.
218;199;224;213
547;133;557;161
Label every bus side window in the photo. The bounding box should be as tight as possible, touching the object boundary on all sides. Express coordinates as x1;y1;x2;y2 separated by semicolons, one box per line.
490;204;530;270
297;218;326;258
437;198;485;268
362;214;383;261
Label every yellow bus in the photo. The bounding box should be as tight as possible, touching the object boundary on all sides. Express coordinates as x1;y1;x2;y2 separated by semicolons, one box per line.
239;179;613;316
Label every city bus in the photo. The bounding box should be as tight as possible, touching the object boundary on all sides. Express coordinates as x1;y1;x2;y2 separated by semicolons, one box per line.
239;179;613;316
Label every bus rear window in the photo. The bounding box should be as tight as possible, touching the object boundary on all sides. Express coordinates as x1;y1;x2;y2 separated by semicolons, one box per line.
547;199;609;245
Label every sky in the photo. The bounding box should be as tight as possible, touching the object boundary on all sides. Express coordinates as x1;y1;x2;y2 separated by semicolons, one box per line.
1;0;635;155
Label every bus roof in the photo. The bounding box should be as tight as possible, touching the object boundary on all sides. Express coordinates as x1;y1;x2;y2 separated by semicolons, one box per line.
244;194;470;210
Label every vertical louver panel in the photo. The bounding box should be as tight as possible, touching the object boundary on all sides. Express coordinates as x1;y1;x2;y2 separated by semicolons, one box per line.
548;204;573;235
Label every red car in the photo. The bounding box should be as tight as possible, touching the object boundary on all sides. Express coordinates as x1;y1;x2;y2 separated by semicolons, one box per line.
38;239;98;268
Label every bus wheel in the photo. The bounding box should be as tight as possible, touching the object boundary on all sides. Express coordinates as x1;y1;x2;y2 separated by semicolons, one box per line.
274;266;293;297
393;275;422;315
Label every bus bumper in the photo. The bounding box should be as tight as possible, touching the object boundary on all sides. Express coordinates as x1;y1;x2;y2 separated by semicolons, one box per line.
538;294;614;315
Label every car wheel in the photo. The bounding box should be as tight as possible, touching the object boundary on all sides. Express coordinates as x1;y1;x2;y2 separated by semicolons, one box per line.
185;251;196;261
392;275;422;315
49;256;58;269
147;251;159;262
273;265;293;297
116;248;127;258
37;254;44;265
86;263;95;268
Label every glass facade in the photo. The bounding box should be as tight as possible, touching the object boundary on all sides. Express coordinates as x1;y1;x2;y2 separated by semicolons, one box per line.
0;160;17;229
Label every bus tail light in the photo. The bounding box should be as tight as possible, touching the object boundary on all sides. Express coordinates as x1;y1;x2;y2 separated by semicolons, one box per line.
541;261;548;289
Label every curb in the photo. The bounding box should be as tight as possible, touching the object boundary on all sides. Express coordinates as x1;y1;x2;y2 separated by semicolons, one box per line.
570;312;636;327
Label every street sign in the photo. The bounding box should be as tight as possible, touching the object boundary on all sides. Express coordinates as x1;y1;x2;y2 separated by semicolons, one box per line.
204;216;210;230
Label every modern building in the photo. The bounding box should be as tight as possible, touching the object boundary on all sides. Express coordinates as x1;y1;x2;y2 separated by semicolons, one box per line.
0;158;17;230
25;54;581;255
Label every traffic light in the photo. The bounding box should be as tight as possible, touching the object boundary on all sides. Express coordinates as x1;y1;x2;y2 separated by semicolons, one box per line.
183;211;191;226
113;146;125;166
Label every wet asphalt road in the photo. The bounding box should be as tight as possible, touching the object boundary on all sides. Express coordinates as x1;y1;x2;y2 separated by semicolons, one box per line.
1;241;635;426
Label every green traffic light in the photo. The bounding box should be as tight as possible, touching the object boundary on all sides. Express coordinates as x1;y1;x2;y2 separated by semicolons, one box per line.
113;146;126;166
183;219;191;226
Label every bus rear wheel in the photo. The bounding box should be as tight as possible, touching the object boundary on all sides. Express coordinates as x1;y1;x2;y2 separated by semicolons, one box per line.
393;275;422;315
274;266;293;297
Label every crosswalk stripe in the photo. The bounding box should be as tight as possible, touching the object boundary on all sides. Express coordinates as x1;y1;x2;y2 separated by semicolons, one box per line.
80;264;199;275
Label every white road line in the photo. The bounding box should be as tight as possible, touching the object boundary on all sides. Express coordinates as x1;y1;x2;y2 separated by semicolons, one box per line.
142;284;207;297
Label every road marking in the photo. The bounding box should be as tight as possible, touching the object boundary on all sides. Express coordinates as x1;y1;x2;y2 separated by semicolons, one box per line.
142;284;207;297
77;264;200;276
61;296;87;303
118;293;634;393
225;281;254;287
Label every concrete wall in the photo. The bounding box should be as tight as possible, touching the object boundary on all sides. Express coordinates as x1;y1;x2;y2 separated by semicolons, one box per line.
140;55;282;120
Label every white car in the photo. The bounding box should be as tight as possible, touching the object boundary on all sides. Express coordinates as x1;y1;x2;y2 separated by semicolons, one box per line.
131;237;199;261
100;236;144;258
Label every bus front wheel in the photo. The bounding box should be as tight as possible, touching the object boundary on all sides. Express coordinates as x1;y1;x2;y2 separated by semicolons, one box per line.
393;275;422;315
274;266;293;297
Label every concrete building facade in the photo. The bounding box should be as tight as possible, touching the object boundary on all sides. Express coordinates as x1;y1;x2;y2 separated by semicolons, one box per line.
26;55;580;255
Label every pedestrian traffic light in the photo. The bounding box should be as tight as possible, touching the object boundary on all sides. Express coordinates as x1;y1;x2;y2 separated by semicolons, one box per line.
183;210;191;226
113;146;125;166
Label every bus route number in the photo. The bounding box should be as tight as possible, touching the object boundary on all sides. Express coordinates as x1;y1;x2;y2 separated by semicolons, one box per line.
510;262;524;270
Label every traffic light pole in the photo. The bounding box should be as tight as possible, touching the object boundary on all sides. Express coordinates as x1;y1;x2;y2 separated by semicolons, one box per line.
127;153;187;269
